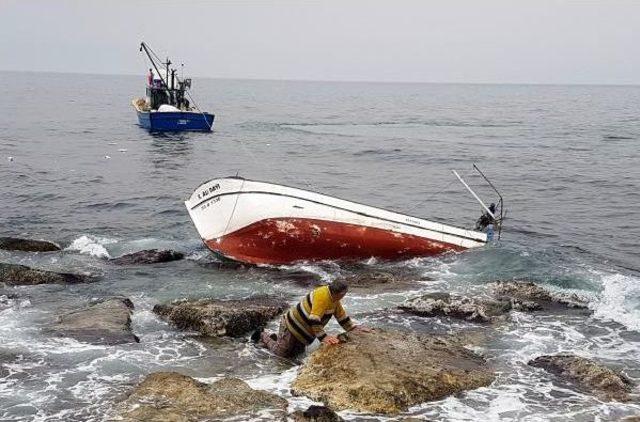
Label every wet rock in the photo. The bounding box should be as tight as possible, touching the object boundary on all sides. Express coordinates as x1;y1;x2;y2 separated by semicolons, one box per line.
153;295;288;337
506;298;543;312
0;263;94;286
199;259;250;271
116;372;288;421
491;281;590;310
0;237;60;252
399;292;513;323
292;329;495;414
291;405;344;422
51;297;139;345
110;249;184;265
529;354;634;402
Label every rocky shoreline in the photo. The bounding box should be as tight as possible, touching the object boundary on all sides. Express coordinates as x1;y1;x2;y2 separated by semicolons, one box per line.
1;236;638;420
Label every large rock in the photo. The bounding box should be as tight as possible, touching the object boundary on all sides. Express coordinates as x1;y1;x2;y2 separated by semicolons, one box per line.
529;354;634;402
291;405;344;422
51;297;139;345
116;372;287;421
110;249;184;265
153;296;288;337
0;237;60;252
399;292;516;323
0;263;94;286
292;330;495;414
491;281;589;310
399;292;543;323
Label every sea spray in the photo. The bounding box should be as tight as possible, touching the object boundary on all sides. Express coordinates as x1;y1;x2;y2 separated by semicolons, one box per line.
592;272;640;332
65;235;116;259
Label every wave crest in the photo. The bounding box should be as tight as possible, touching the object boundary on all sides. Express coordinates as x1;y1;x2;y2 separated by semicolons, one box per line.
65;235;117;259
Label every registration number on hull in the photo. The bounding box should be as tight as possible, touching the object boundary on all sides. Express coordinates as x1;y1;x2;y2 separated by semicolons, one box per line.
197;183;221;200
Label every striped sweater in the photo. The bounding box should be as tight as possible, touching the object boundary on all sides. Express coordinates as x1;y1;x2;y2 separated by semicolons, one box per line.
284;285;355;344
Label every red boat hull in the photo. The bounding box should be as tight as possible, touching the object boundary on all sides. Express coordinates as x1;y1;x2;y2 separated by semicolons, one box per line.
204;217;465;265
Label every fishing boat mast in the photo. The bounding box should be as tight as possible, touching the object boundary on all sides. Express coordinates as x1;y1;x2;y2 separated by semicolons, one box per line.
139;42;167;89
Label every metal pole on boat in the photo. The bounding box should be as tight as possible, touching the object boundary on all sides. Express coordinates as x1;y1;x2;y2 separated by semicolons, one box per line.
452;170;496;220
140;42;168;89
473;164;504;238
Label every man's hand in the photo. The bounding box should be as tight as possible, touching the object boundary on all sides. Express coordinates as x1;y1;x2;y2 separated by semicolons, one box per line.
322;335;340;345
353;325;373;333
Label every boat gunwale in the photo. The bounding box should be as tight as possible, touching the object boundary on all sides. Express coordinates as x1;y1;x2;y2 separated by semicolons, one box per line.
185;176;487;244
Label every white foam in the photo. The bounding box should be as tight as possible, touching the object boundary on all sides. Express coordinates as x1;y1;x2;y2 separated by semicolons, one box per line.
592;272;640;332
65;235;117;259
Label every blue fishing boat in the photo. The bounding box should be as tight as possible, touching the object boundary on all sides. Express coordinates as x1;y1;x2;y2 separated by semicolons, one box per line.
132;42;214;132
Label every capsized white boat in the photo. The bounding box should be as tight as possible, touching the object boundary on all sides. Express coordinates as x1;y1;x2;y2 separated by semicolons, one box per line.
185;176;496;265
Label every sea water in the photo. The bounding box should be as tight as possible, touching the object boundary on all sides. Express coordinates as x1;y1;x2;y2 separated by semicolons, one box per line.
1;72;639;421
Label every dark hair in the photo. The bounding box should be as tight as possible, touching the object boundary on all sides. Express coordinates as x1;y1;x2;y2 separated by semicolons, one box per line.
329;280;348;295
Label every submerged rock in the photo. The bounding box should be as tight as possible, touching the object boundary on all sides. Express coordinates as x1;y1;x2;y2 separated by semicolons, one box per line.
294;271;421;292
110;249;184;265
399;292;513;323
338;271;421;291
0;263;94;286
0;237;60;252
291;405;344;422
292;329;495;414
153;295;288;337
51;297;139;345
491;281;589;310
529;354;633;402
116;372;287;421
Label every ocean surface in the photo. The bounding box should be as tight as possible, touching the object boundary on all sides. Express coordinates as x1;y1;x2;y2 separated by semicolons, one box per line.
0;71;639;421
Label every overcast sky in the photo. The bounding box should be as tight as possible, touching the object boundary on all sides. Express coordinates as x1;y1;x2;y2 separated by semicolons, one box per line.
1;0;638;84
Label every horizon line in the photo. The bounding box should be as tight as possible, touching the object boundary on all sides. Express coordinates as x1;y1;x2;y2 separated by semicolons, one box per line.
1;68;639;88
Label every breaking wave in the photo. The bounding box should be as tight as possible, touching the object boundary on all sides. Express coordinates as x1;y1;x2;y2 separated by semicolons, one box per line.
591;272;640;332
65;235;116;259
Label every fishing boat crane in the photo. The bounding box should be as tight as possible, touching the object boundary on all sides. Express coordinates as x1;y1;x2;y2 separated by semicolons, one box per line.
132;42;215;132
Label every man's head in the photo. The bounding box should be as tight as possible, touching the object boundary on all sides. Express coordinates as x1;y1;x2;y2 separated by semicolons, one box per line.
149;68;153;73
329;280;348;300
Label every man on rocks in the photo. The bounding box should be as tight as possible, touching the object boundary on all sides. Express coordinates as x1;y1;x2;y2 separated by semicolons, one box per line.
254;280;369;358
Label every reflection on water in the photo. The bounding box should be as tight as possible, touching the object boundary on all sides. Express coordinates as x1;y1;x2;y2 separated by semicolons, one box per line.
148;135;193;170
